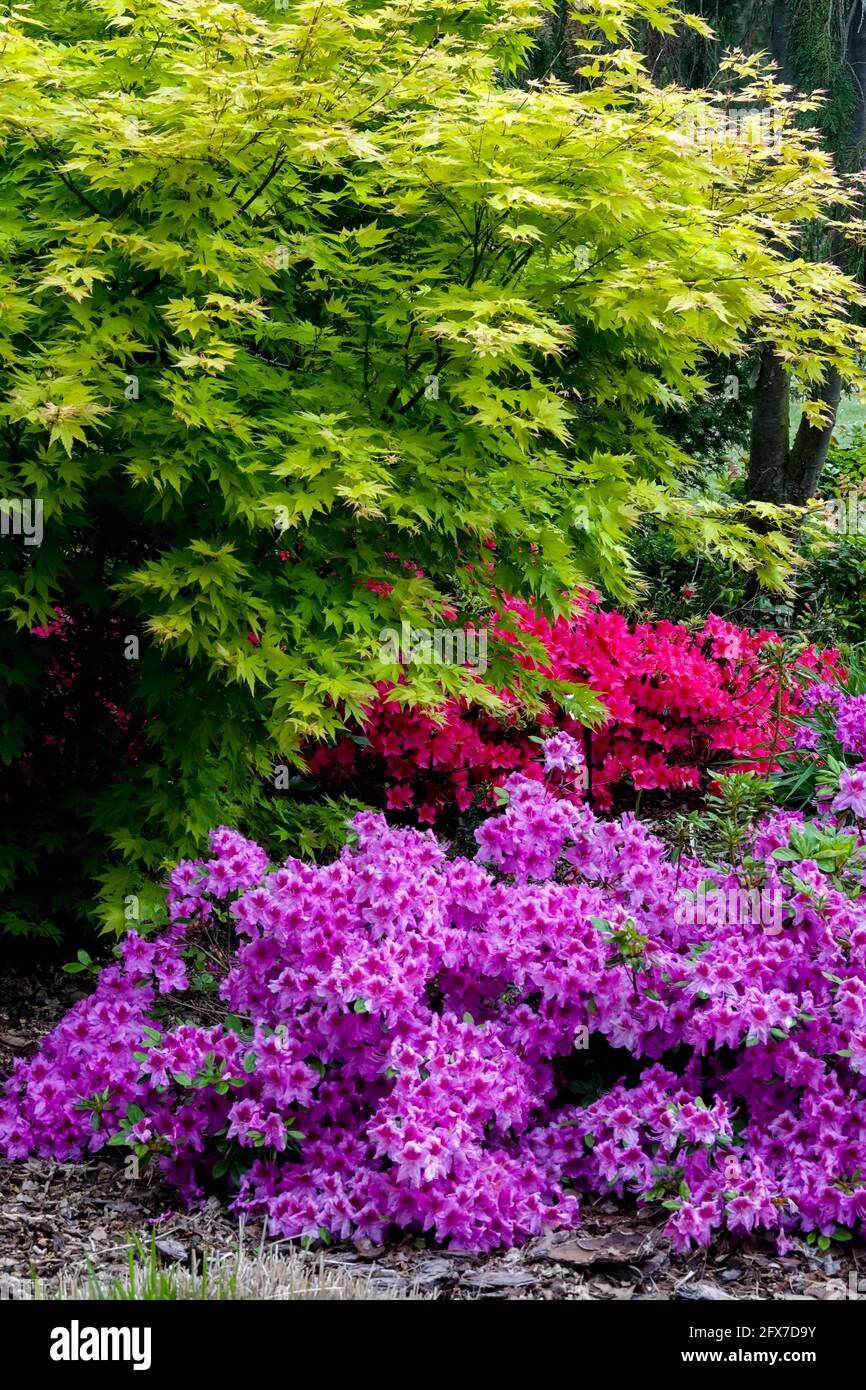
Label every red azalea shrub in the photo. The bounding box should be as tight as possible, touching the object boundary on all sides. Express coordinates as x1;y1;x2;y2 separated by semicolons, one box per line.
306;694;547;827
307;600;839;818
507;601;838;807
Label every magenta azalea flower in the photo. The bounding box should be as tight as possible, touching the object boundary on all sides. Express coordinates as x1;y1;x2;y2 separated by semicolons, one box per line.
542;731;585;774
832;768;866;818
793;726;820;752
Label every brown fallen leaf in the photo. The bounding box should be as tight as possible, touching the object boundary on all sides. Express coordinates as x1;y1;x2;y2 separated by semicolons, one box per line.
676;1281;736;1301
546;1233;653;1267
462;1267;537;1289
590;1281;636;1300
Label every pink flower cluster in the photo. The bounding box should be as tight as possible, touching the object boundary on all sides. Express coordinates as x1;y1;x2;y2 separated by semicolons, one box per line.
505;602;837;806
786;680;866;817
834;694;866;760
305;688;544;824
308;600;837;818
4;760;866;1253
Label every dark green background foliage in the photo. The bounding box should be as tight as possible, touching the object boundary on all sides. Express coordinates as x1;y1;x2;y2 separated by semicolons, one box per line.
635;425;866;648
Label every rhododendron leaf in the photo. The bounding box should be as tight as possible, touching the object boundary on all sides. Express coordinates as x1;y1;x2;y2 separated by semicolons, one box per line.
784;874;816;897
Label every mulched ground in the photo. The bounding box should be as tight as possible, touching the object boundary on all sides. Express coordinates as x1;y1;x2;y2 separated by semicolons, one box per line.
1;966;862;1301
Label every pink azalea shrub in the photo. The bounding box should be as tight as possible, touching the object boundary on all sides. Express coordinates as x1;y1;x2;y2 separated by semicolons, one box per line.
307;600;837;818
4;743;866;1253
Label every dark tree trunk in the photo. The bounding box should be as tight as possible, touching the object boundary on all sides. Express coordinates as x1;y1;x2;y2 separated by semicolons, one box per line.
851;1;866;148
747;346;791;501
770;0;789;80
747;0;862;508
786;365;843;503
772;1;866;503
747;0;796;507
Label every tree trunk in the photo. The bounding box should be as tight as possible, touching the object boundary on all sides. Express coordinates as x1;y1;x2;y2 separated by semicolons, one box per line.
786;365;843;503
770;0;788;80
747;0;795;506
851;1;866;148
747;346;791;501
773;1;866;503
746;0;863;508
